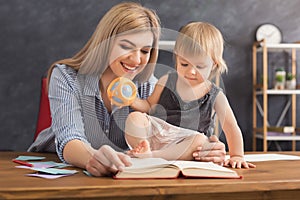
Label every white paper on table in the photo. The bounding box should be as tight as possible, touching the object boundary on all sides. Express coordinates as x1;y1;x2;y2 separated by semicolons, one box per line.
26;173;71;179
225;153;300;162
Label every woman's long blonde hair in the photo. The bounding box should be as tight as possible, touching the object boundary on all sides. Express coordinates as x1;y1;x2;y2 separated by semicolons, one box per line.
47;2;161;84
174;21;227;79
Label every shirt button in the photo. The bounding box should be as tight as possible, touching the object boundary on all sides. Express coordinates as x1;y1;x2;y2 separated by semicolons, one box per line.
105;129;109;134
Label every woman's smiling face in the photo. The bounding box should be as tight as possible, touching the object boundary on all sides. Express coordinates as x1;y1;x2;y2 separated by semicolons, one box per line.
108;31;154;80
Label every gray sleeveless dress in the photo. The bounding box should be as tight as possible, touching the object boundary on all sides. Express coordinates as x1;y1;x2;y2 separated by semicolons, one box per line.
151;72;221;137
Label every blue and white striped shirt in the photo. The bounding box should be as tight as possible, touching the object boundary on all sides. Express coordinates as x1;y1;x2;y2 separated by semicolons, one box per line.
28;64;156;162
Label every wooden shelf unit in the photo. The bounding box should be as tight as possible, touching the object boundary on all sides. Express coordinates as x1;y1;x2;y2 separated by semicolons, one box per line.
252;40;300;152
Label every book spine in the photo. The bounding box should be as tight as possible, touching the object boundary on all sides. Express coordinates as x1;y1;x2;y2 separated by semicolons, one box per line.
267;126;294;133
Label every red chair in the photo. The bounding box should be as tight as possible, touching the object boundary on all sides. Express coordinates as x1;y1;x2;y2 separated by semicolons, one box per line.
34;76;52;141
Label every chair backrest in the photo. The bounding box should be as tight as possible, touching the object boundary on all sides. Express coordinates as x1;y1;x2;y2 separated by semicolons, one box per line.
34;77;51;141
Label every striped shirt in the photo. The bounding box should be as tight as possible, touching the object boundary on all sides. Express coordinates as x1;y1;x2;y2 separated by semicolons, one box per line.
28;64;156;162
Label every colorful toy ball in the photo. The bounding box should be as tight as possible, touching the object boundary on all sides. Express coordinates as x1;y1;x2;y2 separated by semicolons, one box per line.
107;77;137;107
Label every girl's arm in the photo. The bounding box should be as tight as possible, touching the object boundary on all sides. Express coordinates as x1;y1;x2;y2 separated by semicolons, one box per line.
214;92;255;168
130;74;168;113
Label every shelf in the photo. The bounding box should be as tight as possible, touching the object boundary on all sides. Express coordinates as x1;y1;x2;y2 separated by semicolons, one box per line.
256;89;300;95
255;126;295;133
256;133;300;141
158;40;175;51
256;43;300;52
252;40;299;151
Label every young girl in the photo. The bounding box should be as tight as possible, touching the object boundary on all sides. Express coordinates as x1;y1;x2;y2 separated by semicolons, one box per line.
126;21;255;169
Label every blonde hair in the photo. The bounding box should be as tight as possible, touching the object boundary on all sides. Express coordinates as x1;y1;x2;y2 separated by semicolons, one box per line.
48;2;161;84
174;21;227;79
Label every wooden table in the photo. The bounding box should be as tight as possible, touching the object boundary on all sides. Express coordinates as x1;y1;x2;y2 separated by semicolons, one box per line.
1;151;300;200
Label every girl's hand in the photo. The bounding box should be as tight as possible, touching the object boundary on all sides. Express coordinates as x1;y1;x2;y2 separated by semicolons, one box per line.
86;145;132;176
193;135;226;165
224;155;256;168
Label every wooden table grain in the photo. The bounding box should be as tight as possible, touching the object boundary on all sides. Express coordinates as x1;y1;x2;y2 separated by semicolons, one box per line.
1;151;300;200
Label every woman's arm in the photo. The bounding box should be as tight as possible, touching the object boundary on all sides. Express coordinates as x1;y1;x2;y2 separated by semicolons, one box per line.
50;66;133;176
63;139;93;168
64;140;132;176
193;135;226;165
49;66;89;162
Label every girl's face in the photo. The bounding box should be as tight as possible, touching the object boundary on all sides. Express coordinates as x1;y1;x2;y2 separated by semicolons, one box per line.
109;31;154;80
176;53;214;86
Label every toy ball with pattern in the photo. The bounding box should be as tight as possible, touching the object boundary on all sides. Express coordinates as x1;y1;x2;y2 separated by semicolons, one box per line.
107;77;137;107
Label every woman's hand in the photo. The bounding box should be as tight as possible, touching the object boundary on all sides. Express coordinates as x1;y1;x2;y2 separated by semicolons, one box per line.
86;145;132;176
224;156;256;168
193;135;226;165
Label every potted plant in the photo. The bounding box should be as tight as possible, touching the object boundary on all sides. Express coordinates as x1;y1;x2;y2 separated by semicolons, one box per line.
286;72;296;89
274;67;286;90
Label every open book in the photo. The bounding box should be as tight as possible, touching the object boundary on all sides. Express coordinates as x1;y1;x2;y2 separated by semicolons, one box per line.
114;158;241;179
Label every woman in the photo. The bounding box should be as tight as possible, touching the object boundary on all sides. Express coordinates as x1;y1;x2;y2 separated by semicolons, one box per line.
28;2;225;176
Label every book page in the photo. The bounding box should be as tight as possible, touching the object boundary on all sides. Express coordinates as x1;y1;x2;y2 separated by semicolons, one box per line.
126;158;235;172
116;158;180;179
172;161;235;172
116;167;180;179
125;158;171;170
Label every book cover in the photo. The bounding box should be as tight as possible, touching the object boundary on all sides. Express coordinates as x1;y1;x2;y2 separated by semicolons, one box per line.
114;158;241;179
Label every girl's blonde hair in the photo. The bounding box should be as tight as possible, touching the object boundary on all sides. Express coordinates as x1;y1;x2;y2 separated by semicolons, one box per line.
174;21;227;79
48;2;161;84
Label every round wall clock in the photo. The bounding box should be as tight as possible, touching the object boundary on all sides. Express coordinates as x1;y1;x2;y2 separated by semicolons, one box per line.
255;23;282;44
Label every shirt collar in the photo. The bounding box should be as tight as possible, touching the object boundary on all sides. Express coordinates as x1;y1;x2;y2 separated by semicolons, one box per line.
77;73;100;98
